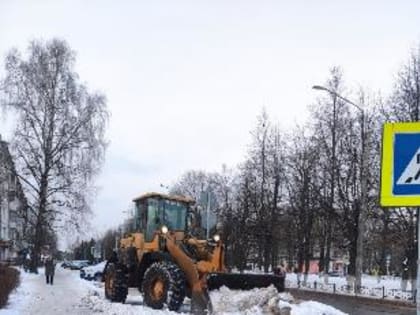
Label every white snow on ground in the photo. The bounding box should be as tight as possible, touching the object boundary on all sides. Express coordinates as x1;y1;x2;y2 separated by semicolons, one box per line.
0;266;94;315
1;266;347;314
210;286;347;315
286;272;410;290
0;268;38;315
279;300;348;315
1;267;181;315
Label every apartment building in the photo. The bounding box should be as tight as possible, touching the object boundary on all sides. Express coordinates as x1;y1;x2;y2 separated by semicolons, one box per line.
0;135;29;261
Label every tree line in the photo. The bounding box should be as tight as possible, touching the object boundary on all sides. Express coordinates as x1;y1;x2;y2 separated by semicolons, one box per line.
169;46;420;285
81;45;420;287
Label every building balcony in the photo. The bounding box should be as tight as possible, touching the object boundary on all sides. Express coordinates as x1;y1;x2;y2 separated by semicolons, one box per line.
0;239;11;248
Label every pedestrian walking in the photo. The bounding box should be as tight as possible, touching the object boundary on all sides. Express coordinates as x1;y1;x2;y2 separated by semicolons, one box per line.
45;255;56;285
24;252;31;272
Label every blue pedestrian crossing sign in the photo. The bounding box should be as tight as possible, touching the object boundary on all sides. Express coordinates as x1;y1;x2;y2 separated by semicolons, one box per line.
381;122;420;206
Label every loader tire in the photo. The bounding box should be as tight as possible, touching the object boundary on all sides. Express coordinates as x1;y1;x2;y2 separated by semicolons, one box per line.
142;261;186;311
104;263;128;303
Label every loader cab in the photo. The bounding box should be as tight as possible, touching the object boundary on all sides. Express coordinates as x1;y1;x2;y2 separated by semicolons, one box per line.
133;193;194;242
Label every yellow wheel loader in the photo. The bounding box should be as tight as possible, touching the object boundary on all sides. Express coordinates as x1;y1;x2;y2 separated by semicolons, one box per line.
104;192;284;314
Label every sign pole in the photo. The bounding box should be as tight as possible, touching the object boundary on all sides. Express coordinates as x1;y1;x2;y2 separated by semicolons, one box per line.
417;207;420;315
379;122;420;314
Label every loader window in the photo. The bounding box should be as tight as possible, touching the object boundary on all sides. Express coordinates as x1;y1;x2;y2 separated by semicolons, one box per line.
145;198;160;241
143;198;188;241
162;200;187;231
134;200;146;231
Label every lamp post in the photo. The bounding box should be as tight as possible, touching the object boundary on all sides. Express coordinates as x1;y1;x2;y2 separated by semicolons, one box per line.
312;85;367;294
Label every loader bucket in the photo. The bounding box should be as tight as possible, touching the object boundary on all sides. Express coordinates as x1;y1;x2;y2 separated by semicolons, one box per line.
207;273;285;292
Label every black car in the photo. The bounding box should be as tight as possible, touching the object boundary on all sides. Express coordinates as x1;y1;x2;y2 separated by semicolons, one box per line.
61;261;71;268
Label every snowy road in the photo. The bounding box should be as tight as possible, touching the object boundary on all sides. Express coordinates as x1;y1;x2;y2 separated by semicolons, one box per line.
1;267;348;315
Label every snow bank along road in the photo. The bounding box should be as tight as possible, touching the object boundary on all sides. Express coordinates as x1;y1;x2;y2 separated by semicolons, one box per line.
288;289;415;315
0;266;348;315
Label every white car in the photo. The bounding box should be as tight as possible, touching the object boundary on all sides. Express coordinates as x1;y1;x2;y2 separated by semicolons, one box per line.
70;260;90;270
80;261;107;281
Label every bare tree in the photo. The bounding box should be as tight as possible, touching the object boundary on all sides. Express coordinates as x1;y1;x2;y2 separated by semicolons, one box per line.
170;169;221;228
310;67;348;278
170;170;210;201
285;126;321;284
235;110;287;272
0;39;108;272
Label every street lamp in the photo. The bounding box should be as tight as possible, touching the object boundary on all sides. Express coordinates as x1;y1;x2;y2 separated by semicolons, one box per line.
312;85;368;294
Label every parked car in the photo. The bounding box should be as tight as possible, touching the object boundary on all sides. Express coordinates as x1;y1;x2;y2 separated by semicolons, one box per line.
69;260;90;270
80;261;107;281
61;261;71;268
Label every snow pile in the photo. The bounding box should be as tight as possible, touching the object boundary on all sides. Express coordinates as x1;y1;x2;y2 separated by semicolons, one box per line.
211;285;281;314
80;281;186;315
210;285;347;315
81;282;348;315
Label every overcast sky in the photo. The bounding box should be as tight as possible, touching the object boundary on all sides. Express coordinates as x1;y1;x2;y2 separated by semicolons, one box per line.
1;0;420;243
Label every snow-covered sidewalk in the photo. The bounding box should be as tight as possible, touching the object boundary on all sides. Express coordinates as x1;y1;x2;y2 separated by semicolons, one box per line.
0;266;93;315
1;266;348;314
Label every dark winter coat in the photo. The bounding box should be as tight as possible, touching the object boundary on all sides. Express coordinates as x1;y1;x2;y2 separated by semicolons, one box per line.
45;258;56;276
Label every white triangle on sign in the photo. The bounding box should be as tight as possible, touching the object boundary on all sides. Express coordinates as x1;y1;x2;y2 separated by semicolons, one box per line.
397;147;420;184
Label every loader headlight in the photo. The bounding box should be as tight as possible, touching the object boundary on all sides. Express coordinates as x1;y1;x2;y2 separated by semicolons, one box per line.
213;234;220;242
161;225;169;234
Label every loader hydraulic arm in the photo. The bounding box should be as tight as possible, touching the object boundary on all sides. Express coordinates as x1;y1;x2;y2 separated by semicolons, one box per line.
164;232;213;315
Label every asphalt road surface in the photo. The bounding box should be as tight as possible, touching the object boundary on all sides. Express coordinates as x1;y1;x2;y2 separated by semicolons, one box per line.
288;288;416;315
